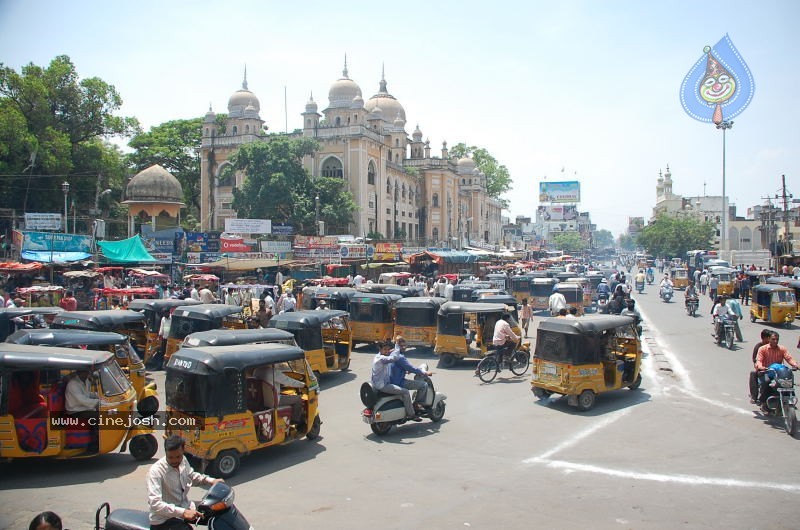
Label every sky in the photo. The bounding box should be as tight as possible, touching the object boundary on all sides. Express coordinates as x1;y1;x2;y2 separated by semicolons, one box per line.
0;0;798;237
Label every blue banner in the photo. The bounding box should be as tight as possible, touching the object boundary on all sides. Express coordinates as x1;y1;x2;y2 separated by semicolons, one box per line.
22;232;92;253
680;34;755;124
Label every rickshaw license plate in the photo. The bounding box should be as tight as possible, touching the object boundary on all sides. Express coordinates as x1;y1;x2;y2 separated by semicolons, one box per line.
542;363;557;376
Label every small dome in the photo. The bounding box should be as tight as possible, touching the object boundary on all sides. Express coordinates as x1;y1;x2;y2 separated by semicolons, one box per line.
305;94;318;113
364;75;406;122
124;165;184;204
204;104;216;123
328;60;362;109
412;124;423;141
351;95;364;109
369;105;383;119
457;157;476;175
243;101;259;120
393;113;405;128
228;71;259;119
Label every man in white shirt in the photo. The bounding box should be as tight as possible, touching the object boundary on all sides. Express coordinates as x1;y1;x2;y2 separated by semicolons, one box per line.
147;435;223;528
548;288;567;316
492;313;520;363
444;279;455;301
65;369;100;451
282;292;296;313
198;286;216;304
352;273;365;287
189;284;200;301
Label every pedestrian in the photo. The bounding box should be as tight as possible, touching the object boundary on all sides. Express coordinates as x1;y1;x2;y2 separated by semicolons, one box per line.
520;298;532;337
732;274;741;299
739;275;751;305
699;271;709;295
28;512;63;530
708;274;719;301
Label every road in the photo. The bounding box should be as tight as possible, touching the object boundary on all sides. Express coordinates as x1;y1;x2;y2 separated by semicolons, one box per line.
2;283;799;529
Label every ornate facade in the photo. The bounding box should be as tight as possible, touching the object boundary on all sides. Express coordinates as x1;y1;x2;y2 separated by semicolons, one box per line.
199;62;503;245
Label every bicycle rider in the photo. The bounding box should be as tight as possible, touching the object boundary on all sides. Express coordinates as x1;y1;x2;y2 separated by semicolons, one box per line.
491;313;519;365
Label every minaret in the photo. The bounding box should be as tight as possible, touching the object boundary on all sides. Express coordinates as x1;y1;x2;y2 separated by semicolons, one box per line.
302;91;320;135
656;170;664;201
663;164;673;199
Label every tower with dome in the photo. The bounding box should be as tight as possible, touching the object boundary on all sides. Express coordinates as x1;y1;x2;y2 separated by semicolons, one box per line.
198;59;502;246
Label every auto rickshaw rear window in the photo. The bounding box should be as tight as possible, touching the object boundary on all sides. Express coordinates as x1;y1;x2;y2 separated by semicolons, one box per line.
166;372;210;415
535;331;597;365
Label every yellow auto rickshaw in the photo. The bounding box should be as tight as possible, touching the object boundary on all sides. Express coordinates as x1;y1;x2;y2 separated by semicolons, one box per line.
766;277;800;312
553;282;584;316
299;286;356;311
510;275;534;304
433;301;529;368
348;293;401;345
531;315;642;411
671;267;689;290
530;278;557;311
750;284;796;326
165;304;246;363
0;307;63;342
6;328;159;416
50;309;149;359
268;310;353;374
393;297;446;350
709;267;735;296
0;344;158;461
127;298;202;365
165;343;321;478
565;276;592;310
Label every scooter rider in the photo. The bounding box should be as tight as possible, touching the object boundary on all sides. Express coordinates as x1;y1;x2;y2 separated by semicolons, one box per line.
597;278;611;300
620;299;643;336
754;332;799;408
710;295;733;340
389;336;432;414
371;340;421;422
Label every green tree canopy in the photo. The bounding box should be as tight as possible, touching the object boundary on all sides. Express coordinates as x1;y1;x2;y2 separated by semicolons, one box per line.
636;214;716;258
127;118;204;214
450;143;512;207
551;232;587;254
230;136;358;235
617;233;637;251
593;229;614;248
0;55;139;215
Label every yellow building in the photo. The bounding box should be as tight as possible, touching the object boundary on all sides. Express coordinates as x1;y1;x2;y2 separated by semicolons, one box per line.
199;62;502;245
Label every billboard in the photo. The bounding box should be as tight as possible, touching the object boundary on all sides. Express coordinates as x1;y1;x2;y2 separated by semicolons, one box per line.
220;235;252;253
628;217;645;234
539;181;580;203
537;205;578;221
22;232;92;253
224;218;271;234
185;232;221;252
24;213;62;231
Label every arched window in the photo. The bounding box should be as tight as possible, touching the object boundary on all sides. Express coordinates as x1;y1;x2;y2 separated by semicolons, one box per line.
321;157;343;178
387;151;391;161
462;179;465;184
245;125;250;134
335;116;341;126
728;227;740;250
204;128;208;136
354;114;358;123
306;119;311;127
395;139;399;147
367;161;376;185
232;125;238;135
395;154;399;163
386;179;392;194
217;163;234;187
432;227;439;241
741;227;752;250
432;193;439;207
402;184;406;198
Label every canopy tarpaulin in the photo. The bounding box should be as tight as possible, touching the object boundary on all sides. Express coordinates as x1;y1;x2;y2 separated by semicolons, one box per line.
97;236;156;263
360;261;409;269
199;258;300;271
406;250;478;265
0;261;44;273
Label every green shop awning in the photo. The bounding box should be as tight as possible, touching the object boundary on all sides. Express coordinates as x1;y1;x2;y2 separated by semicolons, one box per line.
97;236;156;263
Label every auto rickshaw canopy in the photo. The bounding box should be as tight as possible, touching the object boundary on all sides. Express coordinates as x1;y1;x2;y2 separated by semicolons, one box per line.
6;329;128;346
51;310;146;330
171;304;243;321
0;343;114;370
184;328;296;347
535;315;636;365
167;343;306;375
753;284;795;304
127;298;202;312
395;297;446;326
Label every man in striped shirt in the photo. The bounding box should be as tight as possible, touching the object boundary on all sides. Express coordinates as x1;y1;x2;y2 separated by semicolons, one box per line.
147;435;224;529
754;332;799;407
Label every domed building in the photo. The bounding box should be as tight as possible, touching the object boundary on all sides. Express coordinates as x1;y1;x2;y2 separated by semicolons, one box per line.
123;164;185;236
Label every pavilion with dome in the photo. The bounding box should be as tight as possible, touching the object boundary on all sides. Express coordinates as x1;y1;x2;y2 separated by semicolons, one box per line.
122;164;185;237
198;60;503;247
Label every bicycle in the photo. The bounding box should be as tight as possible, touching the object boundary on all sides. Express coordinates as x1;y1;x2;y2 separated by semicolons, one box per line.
476;347;530;383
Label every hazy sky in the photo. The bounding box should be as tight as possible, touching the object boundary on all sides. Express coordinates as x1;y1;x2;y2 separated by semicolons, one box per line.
1;0;797;236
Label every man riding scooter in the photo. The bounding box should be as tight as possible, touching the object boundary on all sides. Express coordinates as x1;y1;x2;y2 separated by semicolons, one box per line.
389;336;432;415
371;340;421;422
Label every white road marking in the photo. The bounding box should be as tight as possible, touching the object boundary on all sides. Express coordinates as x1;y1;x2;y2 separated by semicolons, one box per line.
523;408;632;463
637;304;697;393
538;459;800;493
672;385;752;415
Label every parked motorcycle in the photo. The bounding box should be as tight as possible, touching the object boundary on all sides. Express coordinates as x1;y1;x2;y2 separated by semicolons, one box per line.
757;364;798;436
360;363;446;436
685;297;699;317
660;285;673;303
95;482;252;530
713;316;735;350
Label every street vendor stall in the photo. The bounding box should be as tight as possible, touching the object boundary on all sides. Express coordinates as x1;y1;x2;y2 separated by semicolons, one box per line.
16;285;64;307
93;286;157;309
406;250;480;278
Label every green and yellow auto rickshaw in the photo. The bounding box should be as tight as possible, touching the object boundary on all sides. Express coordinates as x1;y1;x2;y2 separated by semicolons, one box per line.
510;275;534;304
165;304;246;362
709;267;735;296
165;343;321;478
393;297;446;350
268;310;352;374
530;278;557;311
531;315;642;411
0;344;158;461
127;298;202;365
750;284;796;326
767;277;800;312
348;293;402;345
671;267;690;290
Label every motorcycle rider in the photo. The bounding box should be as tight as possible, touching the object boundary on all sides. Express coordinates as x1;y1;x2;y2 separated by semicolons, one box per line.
659;274;673;300
725;295;744;342
597;278;611;301
388;336;432;414
634;270;646;290
750;329;773;403
619;299;643;336
684;280;699;310
710;296;734;341
646;266;655;283
754;332;799;408
371;340;421;421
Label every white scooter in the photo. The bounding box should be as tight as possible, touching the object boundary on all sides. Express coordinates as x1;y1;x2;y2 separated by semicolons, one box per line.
360;364;446;435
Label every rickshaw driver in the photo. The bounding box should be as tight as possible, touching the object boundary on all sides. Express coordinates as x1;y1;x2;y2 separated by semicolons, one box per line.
252;364;305;423
492;313;520;364
147;435;224;529
65;369;100;452
389;336;432;413
685;281;699;306
371;341;421;421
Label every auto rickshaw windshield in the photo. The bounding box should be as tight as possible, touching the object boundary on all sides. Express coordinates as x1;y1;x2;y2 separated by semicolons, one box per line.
773;291;796;304
98;361;130;397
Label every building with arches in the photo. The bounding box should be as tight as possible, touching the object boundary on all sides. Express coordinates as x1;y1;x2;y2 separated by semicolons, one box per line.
123;164;185;237
198;62;503;246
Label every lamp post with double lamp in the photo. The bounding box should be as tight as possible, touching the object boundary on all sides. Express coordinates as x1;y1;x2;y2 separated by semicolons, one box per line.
315;195;320;236
715;119;733;252
61;181;70;234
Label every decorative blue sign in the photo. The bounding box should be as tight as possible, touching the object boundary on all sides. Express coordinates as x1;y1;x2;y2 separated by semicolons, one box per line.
680;34;755;124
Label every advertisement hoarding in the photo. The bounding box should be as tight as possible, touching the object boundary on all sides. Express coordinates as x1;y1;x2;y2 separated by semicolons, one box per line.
537;205;578;221
294;235;339;248
224;218;272;234
24;213;62;231
374;242;402;261
260;240;292;253
539;181;580;203
184;232;220;252
22;232;92;253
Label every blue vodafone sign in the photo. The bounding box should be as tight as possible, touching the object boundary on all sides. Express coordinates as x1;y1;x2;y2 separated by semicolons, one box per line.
366;245;375;258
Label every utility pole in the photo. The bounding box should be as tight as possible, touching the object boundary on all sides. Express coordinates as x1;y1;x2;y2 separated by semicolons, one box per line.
779;174;793;245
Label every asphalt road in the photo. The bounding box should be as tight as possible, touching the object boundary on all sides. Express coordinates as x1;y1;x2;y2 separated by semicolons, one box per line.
2;282;799;529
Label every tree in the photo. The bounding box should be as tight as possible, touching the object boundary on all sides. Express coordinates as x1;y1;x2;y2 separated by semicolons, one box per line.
593;229;614;248
617;233;637;251
0;55;139;217
230;136;358;234
127;118;204;215
450;143;513;207
636;214;716;258
551;232;587;254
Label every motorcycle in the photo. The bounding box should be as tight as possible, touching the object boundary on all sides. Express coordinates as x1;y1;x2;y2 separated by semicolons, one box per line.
685;297;699;317
660;285;673;303
646;272;654;285
635;280;644;294
758;364;798;436
713;316;735;350
360;363;447;436
95;482;252;530
597;294;609;314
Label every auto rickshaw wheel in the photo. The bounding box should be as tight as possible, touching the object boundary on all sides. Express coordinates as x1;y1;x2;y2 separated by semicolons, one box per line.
137;396;158;417
129;434;158;461
211;449;240;479
370;422;392;436
750;314;756;323
532;386;551;399
306;415;322;440
576;390;596;411
340;358;351;371
439;353;456;369
430;400;446;422
628;374;642;391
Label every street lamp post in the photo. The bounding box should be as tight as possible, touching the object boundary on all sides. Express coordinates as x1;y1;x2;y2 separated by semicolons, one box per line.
315;195;320;236
715;119;733;253
61;181;70;234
